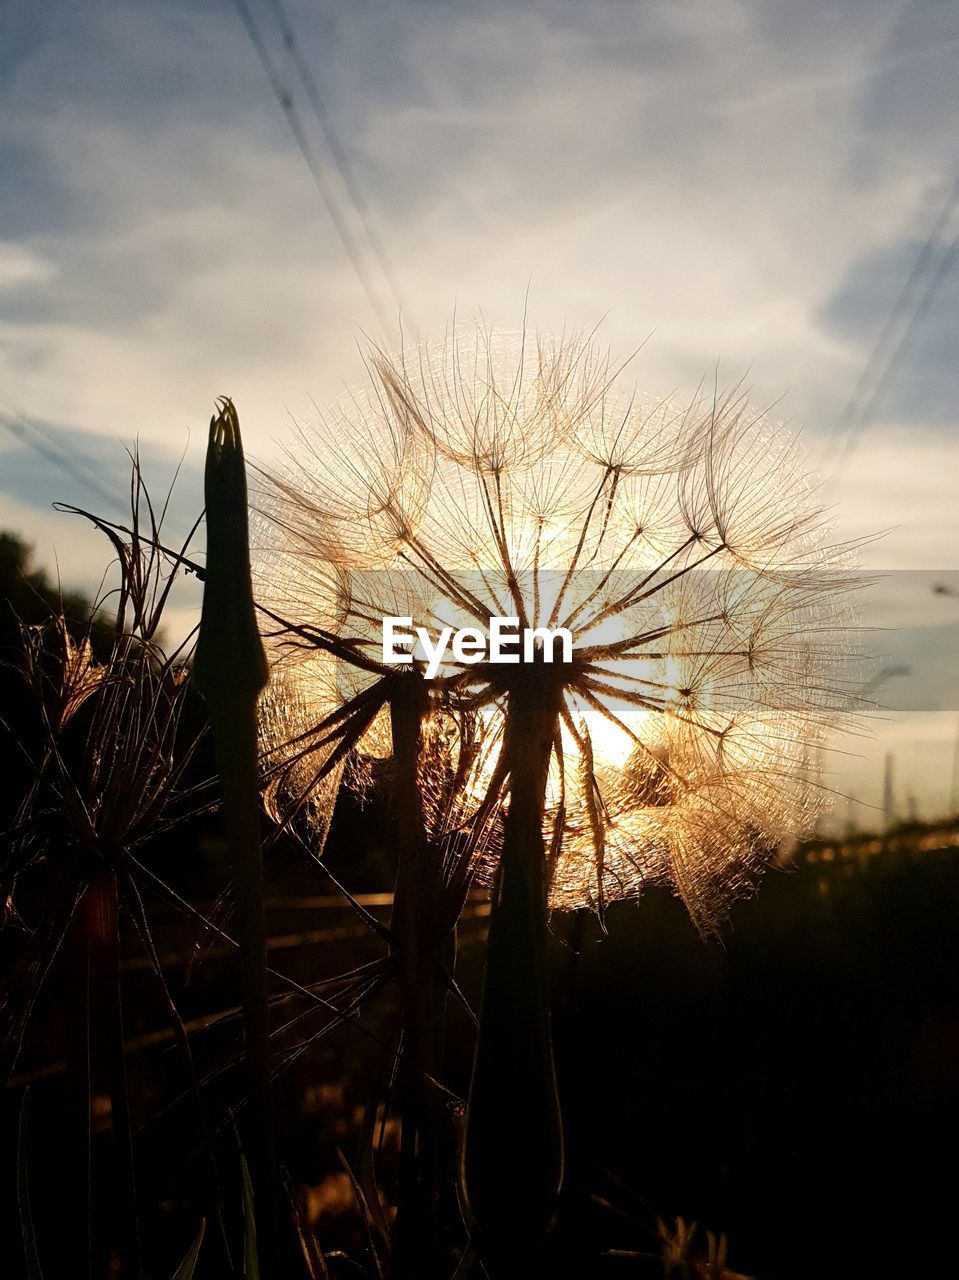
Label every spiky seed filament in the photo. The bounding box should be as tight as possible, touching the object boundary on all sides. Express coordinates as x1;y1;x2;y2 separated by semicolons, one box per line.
256;323;861;933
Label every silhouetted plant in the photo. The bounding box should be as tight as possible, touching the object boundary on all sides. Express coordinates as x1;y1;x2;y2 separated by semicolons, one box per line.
255;321;862;1275
193;398;277;1274
0;462;209;1274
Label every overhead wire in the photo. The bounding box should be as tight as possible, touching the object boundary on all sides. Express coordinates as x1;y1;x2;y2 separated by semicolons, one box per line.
0;400;119;508
262;0;408;321
829;175;959;474
229;0;400;342
3;3;409;536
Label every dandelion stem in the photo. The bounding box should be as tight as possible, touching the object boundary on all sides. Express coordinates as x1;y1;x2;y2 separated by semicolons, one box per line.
462;670;564;1275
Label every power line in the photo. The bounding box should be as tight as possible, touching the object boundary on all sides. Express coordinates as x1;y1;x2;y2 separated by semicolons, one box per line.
0;398;120;501
262;0;408;321
843;237;956;449
830;176;959;474
0;401;118;508
229;0;399;341
836;178;958;438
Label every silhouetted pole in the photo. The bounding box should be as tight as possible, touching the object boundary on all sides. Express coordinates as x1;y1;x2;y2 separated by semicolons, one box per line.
882;752;895;852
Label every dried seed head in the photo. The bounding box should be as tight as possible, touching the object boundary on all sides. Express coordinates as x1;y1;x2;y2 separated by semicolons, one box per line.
257;324;862;930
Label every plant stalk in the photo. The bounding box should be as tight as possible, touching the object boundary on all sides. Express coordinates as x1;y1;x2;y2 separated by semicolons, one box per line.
388;675;448;1278
65;868;139;1278
192;399;274;1273
462;672;564;1276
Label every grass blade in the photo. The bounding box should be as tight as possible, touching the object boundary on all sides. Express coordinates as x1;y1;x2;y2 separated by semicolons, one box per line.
240;1147;260;1280
170;1220;206;1280
283;1170;330;1280
17;1090;44;1280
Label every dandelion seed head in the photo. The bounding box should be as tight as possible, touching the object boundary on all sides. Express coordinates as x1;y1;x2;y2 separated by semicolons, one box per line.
256;323;862;930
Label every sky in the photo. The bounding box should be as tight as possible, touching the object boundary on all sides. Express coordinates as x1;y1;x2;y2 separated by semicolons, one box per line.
1;0;957;820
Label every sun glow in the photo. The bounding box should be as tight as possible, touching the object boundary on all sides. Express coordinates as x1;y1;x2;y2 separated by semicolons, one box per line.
256;324;860;927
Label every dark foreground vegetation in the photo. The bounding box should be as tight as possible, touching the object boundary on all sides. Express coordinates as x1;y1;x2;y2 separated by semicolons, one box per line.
2;528;958;1278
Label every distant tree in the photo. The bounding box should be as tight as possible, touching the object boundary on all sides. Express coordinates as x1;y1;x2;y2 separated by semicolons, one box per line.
0;531;113;835
0;531;109;647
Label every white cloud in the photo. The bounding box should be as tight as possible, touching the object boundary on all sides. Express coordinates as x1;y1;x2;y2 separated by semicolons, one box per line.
1;0;956;814
0;241;55;289
825;426;959;570
1;0;953;457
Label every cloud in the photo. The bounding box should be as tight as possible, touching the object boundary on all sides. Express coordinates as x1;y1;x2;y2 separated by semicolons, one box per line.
825;424;959;570
0;241;55;290
1;0;954;451
0;0;956;806
0;411;203;518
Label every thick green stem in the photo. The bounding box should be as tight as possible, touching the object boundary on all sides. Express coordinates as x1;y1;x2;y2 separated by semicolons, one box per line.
209;696;276;1259
462;674;564;1276
192;400;274;1273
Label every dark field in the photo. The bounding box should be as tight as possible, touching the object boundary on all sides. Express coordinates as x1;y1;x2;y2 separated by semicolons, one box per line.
4;806;958;1279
